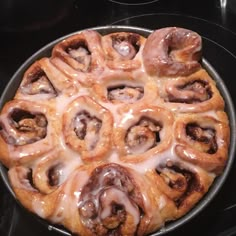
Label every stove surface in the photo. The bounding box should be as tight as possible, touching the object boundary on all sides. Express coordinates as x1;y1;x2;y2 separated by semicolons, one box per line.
0;0;236;235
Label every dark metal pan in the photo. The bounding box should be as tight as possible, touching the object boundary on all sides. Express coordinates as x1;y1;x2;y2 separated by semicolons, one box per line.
0;25;235;236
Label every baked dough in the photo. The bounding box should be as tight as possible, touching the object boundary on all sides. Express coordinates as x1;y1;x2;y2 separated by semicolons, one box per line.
0;27;230;236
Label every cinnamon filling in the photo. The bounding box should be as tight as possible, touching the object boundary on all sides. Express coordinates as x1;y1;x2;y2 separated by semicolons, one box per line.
167;80;212;104
79;200;97;219
166;29;201;62
73;111;102;150
66;40;91;72
186;123;217;154
111;34;140;60
0;109;47;145
16;167;38;191
47;163;63;186
26;168;36;189
125;117;162;154
159;168;187;192
99;188;127;230
107;85;144;103
78;164;143;235
156;163;203;207
21;66;57;96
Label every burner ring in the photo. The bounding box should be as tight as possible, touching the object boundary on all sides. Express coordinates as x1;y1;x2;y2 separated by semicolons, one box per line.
109;0;159;6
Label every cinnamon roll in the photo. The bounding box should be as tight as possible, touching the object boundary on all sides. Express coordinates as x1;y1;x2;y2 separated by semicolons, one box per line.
15;58;80;103
143;27;201;77
51;30;105;86
0;27;231;236
147;160;214;218
15;59;57;100
32;149;82;194
174;112;230;174
102;32;146;71
0;100;56;167
159;69;225;112
63;96;113;162
77;163;177;236
92;70;158;105
113;104;174;163
8;165;61;219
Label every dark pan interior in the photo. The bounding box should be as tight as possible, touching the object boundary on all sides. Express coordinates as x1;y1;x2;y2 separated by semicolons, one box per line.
0;25;235;236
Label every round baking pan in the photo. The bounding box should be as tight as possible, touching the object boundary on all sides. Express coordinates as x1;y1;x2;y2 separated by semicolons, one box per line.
0;25;235;236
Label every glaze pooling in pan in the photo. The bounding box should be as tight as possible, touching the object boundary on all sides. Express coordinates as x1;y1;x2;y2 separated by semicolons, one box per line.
0;27;230;236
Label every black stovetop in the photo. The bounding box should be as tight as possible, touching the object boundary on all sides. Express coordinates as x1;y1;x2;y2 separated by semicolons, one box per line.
0;0;236;235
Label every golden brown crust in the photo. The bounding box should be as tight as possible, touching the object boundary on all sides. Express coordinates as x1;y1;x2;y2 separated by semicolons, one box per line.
51;30;106;86
92;70;158;105
102;32;146;71
174;112;230;174
158;69;225;113
146;161;214;218
113;104;174;163
143;27;202;77
52;30;105;72
63;96;113;163
0;27;230;236
0;99;57;167
8;165;61;218
15;58;79;102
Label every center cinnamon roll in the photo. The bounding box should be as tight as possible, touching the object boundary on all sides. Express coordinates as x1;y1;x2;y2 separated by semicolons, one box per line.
114;105;173;162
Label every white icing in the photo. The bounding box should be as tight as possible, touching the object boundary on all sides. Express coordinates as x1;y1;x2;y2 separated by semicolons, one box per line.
58;158;82;184
99;101;123;127
50;170;90;223
99;188;140;226
32;198;47;218
126;145;178;174
158;195;167;210
114;42;132;57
